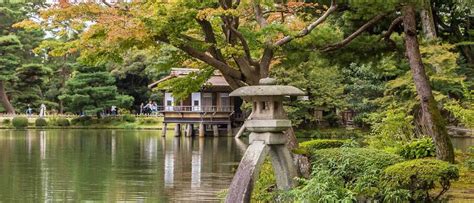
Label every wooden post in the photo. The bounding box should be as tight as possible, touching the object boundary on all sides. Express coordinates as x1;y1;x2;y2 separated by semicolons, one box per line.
174;123;181;137
213;125;219;137
186;124;193;137
199;123;205;137
227;122;232;137
162;123;167;137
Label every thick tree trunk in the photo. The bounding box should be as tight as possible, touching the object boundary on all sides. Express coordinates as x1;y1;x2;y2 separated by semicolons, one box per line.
0;81;15;114
402;5;455;163
420;0;437;40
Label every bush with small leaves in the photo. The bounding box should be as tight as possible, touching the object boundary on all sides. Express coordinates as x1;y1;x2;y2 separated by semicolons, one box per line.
56;118;70;126
383;159;459;202
2;119;10;125
12;117;29;129
398;138;435;159
35;118;48;127
122;114;136;123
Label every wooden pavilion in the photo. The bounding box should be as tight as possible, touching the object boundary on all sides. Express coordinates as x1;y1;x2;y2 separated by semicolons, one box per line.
148;68;244;137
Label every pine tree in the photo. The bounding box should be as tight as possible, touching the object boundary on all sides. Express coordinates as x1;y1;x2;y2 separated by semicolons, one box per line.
59;66;134;117
13;64;52;112
0;35;21;114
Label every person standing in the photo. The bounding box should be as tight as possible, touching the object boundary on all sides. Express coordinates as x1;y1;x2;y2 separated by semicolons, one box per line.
39;103;46;118
26;104;32;116
111;105;117;116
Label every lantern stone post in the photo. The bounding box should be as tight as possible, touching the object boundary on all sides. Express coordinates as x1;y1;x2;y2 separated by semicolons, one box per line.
225;78;305;203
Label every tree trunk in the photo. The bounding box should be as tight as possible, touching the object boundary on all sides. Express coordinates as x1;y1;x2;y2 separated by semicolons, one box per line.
402;5;455;163
0;81;15;114
420;0;437;40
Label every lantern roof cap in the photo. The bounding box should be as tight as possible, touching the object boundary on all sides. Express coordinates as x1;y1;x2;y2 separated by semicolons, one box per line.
229;77;305;97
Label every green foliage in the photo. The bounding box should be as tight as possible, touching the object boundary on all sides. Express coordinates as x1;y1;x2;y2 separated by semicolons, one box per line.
56;118;70;127
383;159;459;202
367;108;415;150
35;118;48;127
12;116;28;128
444;100;474;128
156;68;213;101
122;114;136;123
251;160;277;202
0;35;21;81
398;138;436;159
12;64;52;110
295;128;365;139
297;139;348;155
59;66;134;116
273;54;346;128
2;118;10;125
285;148;403;201
71;116;93;126
138;117;160;125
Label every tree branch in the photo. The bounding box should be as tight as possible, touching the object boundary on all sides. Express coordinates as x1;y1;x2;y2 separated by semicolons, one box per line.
196;19;226;62
321;12;388;52
228;26;258;65
253;2;268;28
381;16;403;41
154;36;242;80
274;0;337;47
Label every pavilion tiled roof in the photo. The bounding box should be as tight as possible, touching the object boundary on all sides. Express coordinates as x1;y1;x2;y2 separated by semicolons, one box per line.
148;68;230;89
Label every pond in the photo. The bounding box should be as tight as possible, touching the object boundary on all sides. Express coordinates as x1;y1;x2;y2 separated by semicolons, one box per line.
0;129;247;202
0;129;472;202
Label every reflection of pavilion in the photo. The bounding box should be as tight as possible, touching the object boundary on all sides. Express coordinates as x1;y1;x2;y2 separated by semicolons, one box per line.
162;137;245;201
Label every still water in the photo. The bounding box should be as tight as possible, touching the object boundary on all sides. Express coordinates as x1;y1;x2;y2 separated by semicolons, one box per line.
0;129;248;202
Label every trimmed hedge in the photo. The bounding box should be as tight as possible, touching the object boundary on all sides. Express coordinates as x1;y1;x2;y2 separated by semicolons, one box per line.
35;118;48;127
383;159;459;202
71;116;93;126
56;118;70;126
122;114;136;123
12;117;29;128
295;139;348;155
398;138;435;159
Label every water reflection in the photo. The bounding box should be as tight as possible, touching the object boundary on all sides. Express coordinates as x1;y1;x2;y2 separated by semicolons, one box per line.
0;129;245;202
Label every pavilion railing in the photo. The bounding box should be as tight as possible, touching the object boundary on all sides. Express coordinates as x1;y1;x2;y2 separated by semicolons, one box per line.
158;106;234;112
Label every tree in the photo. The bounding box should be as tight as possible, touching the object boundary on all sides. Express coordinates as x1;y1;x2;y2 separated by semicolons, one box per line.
59;66;134;117
402;4;454;162
12;64;52;112
0;35;21;114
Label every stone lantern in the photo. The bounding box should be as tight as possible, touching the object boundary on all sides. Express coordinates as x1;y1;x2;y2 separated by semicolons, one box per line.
225;78;305;203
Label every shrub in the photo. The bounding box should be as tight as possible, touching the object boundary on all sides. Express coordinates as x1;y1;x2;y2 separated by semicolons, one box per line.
138;117;159;124
397;138;436;159
383;159;459;202
284;148;404;201
122;114;136;123
71;116;93;126
56;118;70;126
35;118;48;127
295;129;364;139
99;116;121;124
466;146;474;171
2;119;10;125
252;160;277;202
296;139;348;155
12;117;29;128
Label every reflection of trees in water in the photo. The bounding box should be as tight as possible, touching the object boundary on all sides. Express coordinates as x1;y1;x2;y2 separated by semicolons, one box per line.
0;130;245;201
